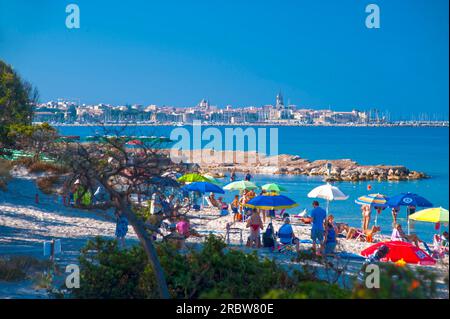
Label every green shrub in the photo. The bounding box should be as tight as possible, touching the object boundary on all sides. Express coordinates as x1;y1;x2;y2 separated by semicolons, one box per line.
0;256;52;282
263;282;351;299
71;235;352;299
352;263;439;299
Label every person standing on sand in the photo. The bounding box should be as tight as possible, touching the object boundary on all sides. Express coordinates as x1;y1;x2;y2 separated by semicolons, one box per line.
310;201;327;254
114;208;128;249
246;209;263;248
362;205;371;231
231;195;240;222
391;206;400;225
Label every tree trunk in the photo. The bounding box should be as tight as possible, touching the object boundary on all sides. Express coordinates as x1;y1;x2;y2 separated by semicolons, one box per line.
120;199;170;299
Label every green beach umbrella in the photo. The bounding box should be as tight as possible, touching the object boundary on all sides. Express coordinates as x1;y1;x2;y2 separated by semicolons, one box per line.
202;173;222;186
223;180;258;191
261;183;287;193
177;173;211;184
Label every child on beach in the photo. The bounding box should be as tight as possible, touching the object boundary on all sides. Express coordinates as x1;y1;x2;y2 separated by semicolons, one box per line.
323;215;337;255
231;195;240;222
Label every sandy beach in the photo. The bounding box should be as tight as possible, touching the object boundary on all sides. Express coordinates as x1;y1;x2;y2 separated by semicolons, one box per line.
1;172;448;298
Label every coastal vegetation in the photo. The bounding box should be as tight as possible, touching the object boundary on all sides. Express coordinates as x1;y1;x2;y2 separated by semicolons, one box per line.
0;59;38;146
64;235;439;299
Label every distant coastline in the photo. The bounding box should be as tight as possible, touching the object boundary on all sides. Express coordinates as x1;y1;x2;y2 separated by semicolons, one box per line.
42;122;450;128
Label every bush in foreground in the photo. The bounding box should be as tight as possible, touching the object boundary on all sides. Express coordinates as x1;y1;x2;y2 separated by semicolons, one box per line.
71;235;349;299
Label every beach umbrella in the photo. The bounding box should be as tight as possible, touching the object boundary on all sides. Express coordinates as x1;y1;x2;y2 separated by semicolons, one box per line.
361;241;436;266
261;183;287;193
182;181;224;208
409;207;449;224
177;173;211;183
203;173;222;186
307;183;349;213
355;193;389;206
355;193;389;226
386;192;433;208
386;192;433;234
223;180;258;191
181;181;225;194
245;194;298;210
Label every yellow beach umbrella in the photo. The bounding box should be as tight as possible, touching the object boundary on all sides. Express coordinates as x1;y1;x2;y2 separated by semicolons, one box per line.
409;207;449;223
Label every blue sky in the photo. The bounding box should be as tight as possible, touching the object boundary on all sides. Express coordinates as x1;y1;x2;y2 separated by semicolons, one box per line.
0;0;448;119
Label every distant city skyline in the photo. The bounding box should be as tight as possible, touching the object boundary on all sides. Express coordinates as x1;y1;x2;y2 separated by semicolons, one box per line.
1;0;448;119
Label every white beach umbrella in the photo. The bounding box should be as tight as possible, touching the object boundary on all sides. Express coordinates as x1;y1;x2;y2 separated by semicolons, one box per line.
307;183;349;213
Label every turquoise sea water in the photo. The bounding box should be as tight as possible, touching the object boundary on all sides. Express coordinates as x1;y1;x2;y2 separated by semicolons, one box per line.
56;125;449;242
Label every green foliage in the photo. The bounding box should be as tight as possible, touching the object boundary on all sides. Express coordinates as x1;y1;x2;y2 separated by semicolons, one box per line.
6;123;57;160
352;263;439;299
263;282;351;299
0;256;52;282
71;235;351;299
74;237;149;299
0;60;38;144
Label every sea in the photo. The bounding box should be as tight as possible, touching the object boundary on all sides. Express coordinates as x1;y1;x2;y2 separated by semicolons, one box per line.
55;125;449;241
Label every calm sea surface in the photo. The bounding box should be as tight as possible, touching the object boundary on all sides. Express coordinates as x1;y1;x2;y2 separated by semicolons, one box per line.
56;125;449;241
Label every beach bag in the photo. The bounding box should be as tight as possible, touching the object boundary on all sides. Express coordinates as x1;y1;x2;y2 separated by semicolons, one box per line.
263;223;276;248
236;213;243;221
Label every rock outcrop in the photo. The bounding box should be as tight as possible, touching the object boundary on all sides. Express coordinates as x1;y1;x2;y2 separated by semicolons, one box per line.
167;149;428;182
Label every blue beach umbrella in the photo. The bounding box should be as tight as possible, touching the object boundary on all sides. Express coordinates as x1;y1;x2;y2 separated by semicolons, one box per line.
386;192;433;234
182;182;225;194
386;192;433;208
245;194;298;210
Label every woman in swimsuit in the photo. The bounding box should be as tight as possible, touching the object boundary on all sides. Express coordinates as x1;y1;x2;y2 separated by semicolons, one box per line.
246;209;264;248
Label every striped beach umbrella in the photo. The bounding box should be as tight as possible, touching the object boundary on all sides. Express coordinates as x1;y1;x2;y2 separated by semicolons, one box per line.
355;193;389;226
355;193;389;207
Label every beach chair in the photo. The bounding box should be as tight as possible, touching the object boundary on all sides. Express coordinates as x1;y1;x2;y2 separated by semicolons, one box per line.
225;223;244;246
431;234;448;258
276;231;297;254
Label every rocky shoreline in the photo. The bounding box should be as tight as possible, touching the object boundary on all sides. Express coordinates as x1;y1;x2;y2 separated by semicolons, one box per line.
169;150;428;182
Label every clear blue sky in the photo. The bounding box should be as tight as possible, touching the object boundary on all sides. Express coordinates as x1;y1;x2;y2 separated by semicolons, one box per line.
0;0;448;119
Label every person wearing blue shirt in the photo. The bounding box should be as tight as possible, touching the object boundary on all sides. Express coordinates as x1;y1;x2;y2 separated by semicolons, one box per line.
310;200;327;254
277;217;300;252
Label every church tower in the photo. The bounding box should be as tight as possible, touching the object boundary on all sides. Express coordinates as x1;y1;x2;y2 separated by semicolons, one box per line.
276;92;284;109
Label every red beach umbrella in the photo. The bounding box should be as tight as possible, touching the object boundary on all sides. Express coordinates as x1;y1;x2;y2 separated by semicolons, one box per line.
361;241;436;266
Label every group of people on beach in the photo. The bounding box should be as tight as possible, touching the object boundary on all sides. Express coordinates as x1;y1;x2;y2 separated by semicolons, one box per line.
107;172;448;261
